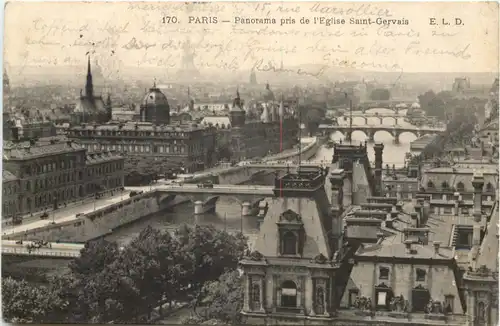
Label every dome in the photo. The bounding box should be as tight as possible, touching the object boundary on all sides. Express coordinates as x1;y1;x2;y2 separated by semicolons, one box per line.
142;86;170;108
263;83;275;102
411;102;421;109
140;82;171;125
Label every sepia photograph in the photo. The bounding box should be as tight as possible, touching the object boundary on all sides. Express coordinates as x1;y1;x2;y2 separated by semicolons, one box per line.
1;1;499;325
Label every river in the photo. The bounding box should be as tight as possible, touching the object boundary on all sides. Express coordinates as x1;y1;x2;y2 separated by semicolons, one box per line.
105;108;416;246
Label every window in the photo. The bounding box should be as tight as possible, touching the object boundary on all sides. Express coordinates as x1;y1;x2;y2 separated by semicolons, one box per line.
477;302;486;323
443;207;453;214
281;281;297;308
379;267;389;280
315;287;325;314
416;268;426;282
456;182;465;192
444;295;454;313
282;231;297;255
441;181;449;190
251;283;260;310
457;230;473;247
427;181;435;189
486;183;494;193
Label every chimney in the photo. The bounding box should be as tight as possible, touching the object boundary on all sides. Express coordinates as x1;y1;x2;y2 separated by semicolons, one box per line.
404;240;413;254
410;212;419;228
422;199;430;225
433;241;441;255
390;205;398;219
472;172;484;217
330;169;345;214
414;204;422;226
396;184;402;201
454;191;461;216
385;215;393;228
373;143;384;196
472;172;484;247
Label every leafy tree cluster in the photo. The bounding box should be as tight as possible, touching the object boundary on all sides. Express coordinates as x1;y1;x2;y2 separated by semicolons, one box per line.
369;88;391;101
2;225;248;324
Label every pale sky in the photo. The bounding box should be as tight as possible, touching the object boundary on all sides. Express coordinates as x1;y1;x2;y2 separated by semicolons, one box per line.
4;1;499;74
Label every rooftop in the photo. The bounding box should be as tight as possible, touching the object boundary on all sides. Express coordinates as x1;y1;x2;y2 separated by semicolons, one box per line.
69;121;209;132
86;151;123;164
3;138;83;160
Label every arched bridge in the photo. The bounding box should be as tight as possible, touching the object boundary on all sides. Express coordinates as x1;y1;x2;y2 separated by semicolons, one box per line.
338;113;405;125
1;240;83;259
356;100;415;113
127;184;275;216
319;124;445;144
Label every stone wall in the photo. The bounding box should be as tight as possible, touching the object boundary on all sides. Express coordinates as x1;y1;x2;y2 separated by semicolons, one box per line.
8;192;184;243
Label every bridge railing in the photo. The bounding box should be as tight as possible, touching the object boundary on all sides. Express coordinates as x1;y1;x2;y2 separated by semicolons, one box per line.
2;247;80;257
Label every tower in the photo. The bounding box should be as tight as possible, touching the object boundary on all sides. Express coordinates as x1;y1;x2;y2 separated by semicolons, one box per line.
85;56;94;99
229;89;246;127
105;93;112;122
373;143;384;196
471;172;484;247
250;69;257;85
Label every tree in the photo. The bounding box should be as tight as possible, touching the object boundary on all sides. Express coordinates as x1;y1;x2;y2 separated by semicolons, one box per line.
201;270;244;324
370;88;390;101
2;277;66;323
174;225;247;308
68;239;120;277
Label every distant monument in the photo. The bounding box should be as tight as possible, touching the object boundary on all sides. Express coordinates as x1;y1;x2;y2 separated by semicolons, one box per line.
176;38;200;80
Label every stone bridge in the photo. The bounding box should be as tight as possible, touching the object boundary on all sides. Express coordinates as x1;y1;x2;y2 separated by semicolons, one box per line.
318;124;445;144
338;113;405;125
356;100;415;113
154;184;275;215
1;240;83;259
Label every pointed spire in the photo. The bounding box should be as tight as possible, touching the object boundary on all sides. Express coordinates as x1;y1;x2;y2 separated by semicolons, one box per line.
266;82;270;90
153;78;157;88
236;87;240;100
85;55;94;99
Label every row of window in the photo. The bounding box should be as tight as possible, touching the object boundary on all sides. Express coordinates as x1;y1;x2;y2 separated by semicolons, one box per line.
379;267;427;282
83;143;197;154
426;181;496;192
22;157;80;176
70;130;194;138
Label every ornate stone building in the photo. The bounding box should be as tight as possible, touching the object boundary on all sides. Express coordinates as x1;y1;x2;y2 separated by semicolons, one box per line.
462;183;498;326
67;121;216;173
240;166;345;324
71;57;111;125
2;136;124;221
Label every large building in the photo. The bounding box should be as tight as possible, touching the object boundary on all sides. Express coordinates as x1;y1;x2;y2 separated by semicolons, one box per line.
71;57;112;125
240;166;346;324
2;125;124;221
201;86;299;162
68;121;217;174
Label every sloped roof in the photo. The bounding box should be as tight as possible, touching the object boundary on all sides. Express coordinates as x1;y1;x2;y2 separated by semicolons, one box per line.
254;194;331;259
3;170;18;181
473;202;499;274
357;242;454;260
3;138;83;160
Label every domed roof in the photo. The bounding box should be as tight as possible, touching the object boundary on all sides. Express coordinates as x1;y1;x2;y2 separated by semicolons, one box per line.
142;83;170;108
263;83;275;102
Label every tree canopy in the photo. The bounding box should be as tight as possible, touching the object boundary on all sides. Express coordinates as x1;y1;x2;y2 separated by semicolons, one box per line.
370;88;391;101
2;224;248;324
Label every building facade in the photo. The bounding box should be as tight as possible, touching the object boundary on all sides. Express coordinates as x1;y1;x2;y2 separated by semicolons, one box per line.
71;57;111;125
2;137;124;220
240;166;346;325
68;121;216;173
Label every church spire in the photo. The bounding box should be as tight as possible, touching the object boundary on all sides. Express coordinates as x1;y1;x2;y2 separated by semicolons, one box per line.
85;55;94;99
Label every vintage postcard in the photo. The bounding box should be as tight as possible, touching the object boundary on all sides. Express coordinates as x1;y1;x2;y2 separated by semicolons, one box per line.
2;1;499;325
